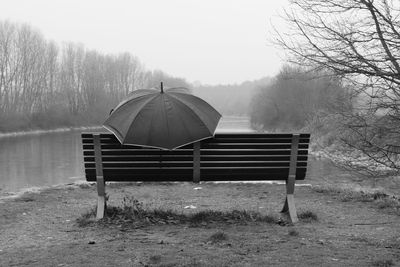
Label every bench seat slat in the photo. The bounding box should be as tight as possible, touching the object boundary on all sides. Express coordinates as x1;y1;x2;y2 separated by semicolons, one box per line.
82;149;309;156
84;161;308;168
84;170;307;182
82;137;310;144
82;144;309;150
81;133;311;139
204;138;310;143
83;155;309;162
213;133;310;138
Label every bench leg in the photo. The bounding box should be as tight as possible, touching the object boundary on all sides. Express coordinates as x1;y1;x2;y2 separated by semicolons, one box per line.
282;194;298;223
281;176;298;223
96;177;106;219
93;134;106;219
281;134;300;223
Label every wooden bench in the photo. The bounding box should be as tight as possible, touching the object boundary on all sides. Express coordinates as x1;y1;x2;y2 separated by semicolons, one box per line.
82;132;310;223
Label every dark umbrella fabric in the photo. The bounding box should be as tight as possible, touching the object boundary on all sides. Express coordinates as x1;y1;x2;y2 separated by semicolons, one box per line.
103;87;221;150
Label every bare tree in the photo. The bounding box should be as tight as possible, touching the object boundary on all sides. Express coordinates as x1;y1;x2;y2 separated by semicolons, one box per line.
0;20;189;131
275;0;400;175
59;43;85;114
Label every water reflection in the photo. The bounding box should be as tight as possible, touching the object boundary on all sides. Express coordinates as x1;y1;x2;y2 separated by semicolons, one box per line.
1;117;256;193
0;131;87;192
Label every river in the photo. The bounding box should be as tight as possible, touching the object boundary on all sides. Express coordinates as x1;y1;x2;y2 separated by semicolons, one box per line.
0;116;398;196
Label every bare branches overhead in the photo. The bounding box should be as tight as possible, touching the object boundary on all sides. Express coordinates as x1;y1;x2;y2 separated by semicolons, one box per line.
274;0;400;175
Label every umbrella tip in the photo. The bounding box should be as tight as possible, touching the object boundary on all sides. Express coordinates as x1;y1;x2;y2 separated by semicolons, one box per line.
160;82;164;93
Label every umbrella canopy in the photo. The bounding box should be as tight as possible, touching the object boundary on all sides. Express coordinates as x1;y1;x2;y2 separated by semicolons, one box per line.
103;84;222;150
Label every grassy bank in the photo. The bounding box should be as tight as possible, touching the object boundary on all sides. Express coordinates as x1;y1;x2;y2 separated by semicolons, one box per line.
1;182;399;266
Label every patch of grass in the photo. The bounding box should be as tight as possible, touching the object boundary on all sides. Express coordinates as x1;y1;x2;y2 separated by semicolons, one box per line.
371;192;389;200
76;196;282;228
76;208;97;227
149;255;162;264
208;231;228;243
349;235;370;243
108;182;143;188
376;198;400;210
312;186;400;214
371;259;394;267
188;209;278;225
77;183;92;189
288;228;299;236
312;186;341;194
14;196;35;202
338;190;374;202
298;211;318;222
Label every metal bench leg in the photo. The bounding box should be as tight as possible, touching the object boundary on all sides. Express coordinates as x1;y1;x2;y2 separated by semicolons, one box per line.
94;134;106;219
96;177;106;219
193;141;201;183
282;174;298;223
281;134;300;223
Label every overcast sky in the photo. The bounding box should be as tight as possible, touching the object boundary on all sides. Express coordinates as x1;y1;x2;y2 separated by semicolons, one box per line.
0;0;289;85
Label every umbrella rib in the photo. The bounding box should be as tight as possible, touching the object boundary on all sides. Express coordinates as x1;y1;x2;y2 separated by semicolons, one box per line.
167;95;212;136
168;96;193;138
161;95;171;144
168;93;218;133
124;94;160;144
112;90;159;114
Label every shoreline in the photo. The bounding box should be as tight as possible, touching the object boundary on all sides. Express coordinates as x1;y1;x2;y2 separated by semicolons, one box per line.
0;125;102;139
0;116;252;139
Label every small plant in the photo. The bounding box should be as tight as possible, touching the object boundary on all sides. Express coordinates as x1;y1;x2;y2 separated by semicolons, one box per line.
298;211;318;222
371;192;389;200
149;255;162;264
121;196;145;215
375;199;400;215
371;259;394;267
208;231;228;243
288;228;299;236
78;183;91;189
76;208;97;227
14;195;35;202
312;186;341;194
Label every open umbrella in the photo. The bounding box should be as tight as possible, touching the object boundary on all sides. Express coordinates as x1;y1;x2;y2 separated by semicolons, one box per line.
103;83;221;150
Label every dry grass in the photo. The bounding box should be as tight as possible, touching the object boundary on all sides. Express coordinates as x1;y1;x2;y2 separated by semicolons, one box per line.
288;228;299;236
76;199;282;228
208;231;228;243
371;259;394;267
298;210;318;222
3;182;400;267
312;186;400;215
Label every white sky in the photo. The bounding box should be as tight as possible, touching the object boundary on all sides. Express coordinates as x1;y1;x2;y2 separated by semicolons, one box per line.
0;0;289;85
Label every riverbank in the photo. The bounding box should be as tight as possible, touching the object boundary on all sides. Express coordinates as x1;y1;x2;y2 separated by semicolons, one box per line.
0;125;102;139
1;182;399;266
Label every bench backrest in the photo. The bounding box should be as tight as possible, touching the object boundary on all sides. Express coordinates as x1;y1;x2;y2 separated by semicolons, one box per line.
82;133;310;182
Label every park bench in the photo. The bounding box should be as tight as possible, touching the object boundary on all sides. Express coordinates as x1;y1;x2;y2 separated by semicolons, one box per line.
81;132;310;223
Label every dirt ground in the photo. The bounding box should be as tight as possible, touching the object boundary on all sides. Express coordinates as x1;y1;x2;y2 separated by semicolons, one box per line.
1;182;399;267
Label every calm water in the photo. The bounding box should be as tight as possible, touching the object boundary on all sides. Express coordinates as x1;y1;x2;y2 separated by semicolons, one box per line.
0;116;398;196
0;117;251;193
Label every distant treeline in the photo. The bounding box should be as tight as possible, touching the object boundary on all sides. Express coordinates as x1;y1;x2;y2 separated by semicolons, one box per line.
250;66;352;136
0;21;190;132
193;77;271;116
